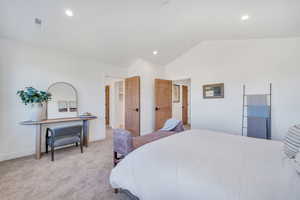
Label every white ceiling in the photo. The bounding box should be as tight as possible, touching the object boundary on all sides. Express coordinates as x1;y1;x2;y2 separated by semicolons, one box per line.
0;0;300;67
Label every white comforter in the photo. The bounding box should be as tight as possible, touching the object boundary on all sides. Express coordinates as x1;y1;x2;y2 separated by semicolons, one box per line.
110;129;300;200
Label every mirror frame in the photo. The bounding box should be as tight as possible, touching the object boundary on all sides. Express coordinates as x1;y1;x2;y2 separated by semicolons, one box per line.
46;82;79;119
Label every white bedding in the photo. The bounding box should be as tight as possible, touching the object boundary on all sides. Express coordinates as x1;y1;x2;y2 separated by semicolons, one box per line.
110;129;300;200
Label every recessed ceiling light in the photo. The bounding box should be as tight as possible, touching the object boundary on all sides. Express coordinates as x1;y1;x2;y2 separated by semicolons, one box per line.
65;9;74;17
153;51;158;55
241;15;250;21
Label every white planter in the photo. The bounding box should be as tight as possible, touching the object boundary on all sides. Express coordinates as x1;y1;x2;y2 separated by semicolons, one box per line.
29;103;43;121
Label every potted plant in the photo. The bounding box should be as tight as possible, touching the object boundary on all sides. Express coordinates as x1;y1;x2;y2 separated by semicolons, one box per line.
17;87;51;121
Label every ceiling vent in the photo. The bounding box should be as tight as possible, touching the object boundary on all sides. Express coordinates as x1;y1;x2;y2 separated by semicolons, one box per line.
34;18;42;25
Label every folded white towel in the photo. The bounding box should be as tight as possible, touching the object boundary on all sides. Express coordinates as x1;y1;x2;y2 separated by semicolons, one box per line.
160;118;181;131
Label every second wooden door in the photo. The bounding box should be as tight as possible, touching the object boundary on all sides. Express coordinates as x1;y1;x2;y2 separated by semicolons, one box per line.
155;79;172;130
125;76;140;136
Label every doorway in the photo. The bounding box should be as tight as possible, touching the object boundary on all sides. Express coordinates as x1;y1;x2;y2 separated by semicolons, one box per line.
172;79;191;128
154;78;191;130
104;77;125;130
105;85;110;126
182;85;188;125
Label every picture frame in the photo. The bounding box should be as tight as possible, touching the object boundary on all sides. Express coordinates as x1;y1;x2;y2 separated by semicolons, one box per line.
68;100;78;112
57;100;68;112
203;83;224;99
172;84;180;103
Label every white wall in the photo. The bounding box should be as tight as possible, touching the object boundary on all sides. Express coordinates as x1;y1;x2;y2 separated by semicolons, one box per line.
0;38;127;161
105;78;125;129
114;81;125;128
127;59;165;135
165;37;300;140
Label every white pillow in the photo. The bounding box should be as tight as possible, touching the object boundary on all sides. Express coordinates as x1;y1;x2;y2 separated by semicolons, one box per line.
295;152;300;174
283;124;300;158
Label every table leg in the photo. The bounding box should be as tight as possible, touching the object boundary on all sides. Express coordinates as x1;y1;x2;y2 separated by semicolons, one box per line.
83;120;90;147
35;124;42;159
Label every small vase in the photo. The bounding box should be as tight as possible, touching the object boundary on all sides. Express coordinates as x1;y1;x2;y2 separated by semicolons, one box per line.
29;103;43;121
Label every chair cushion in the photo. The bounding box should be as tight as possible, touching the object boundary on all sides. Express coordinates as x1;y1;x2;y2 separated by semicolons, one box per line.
160;119;181;131
52;125;82;137
48;136;81;147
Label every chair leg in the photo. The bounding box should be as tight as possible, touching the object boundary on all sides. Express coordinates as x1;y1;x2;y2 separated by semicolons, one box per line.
76;142;78;147
113;152;118;166
45;135;48;153
80;142;83;153
51;145;54;161
46;143;48;154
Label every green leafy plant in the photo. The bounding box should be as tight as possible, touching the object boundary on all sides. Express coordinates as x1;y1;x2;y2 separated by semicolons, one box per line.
17;87;51;105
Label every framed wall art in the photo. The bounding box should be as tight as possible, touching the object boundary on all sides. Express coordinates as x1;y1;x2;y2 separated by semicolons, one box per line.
172;84;180;103
203;83;224;99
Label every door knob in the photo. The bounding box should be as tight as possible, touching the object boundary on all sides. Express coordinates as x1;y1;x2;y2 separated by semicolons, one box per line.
135;108;139;112
155;107;160;111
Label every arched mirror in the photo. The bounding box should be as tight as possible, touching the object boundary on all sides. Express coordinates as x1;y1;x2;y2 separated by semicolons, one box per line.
47;82;78;119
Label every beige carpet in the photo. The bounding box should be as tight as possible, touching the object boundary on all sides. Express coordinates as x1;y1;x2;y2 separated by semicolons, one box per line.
0;129;131;200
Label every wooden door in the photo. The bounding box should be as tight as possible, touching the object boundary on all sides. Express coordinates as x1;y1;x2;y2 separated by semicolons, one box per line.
105;85;110;125
182;85;188;125
155;79;172;130
125;76;140;136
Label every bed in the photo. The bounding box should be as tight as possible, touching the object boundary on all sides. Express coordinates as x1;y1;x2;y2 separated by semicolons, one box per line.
110;129;300;200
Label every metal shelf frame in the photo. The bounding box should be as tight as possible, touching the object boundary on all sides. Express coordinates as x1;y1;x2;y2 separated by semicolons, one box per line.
242;83;272;139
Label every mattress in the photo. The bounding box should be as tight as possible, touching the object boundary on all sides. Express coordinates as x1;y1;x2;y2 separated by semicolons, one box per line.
110;129;300;200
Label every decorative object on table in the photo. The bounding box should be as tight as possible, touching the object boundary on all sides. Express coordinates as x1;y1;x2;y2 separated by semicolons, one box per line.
68;100;77;112
46;125;83;161
57;100;68;112
172;84;180;103
203;83;224;99
17;87;51;121
79;112;94;118
47;82;78;119
241;83;272;139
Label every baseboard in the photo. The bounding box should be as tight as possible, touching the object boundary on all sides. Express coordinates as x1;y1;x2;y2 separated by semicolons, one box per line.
0;137;106;162
0;148;35;162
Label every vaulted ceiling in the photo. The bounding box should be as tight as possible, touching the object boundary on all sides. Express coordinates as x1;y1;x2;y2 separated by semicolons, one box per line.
0;0;300;67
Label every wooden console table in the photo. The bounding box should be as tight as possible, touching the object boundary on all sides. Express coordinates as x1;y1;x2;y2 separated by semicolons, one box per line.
21;116;97;159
